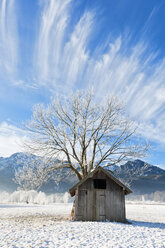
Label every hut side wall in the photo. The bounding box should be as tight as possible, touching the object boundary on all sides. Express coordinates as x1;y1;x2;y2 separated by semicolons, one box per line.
74;170;126;222
105;177;126;222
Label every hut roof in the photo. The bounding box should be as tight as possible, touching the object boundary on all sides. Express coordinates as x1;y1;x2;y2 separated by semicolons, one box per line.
69;166;132;197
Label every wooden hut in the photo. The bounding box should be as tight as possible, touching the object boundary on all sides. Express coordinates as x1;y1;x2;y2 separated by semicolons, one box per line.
69;166;132;222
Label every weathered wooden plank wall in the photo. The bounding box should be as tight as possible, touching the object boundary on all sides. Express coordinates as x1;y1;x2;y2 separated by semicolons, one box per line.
74;170;126;222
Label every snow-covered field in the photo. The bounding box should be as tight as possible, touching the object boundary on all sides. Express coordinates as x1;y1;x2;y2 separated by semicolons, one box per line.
0;203;164;248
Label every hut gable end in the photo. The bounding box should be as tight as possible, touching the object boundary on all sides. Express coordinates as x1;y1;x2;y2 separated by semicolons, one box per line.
70;166;132;197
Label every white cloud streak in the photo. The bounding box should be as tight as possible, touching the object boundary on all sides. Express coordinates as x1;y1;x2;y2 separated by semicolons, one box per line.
34;0;165;144
35;0;95;93
0;0;164;146
0;0;18;77
0;122;27;157
36;0;71;84
62;12;93;88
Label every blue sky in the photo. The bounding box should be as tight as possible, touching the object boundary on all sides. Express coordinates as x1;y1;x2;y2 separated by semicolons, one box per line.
0;0;165;168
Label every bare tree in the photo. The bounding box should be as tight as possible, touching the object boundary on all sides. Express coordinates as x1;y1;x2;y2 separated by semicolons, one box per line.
14;157;51;190
14;155;72;191
23;90;148;182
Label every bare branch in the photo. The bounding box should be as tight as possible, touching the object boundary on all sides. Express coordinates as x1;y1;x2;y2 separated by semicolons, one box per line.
21;89;148;187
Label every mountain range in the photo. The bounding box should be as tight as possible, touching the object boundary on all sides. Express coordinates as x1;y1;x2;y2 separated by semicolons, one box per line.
0;153;165;199
113;160;165;196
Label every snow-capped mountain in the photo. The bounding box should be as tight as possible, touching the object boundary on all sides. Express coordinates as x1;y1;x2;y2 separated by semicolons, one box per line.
0;152;37;171
113;160;165;195
0;153;77;193
99;161;119;172
114;159;165;178
0;153;165;195
0;153;39;192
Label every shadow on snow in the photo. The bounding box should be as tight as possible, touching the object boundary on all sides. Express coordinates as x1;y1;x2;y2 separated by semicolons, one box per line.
129;220;165;229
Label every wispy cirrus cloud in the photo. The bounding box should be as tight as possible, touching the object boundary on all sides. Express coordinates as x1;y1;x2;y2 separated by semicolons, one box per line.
34;0;165;144
85;39;165;123
36;0;71;84
35;0;94;92
62;12;93;89
0;0;165;149
0;0;18;77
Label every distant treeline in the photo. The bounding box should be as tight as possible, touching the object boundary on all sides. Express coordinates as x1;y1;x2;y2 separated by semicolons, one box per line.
0;190;73;204
126;191;165;202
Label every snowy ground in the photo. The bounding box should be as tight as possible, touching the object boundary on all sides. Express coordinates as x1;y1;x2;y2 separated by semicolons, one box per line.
0;203;164;248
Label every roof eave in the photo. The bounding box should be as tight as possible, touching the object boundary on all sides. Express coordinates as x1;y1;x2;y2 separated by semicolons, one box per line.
69;166;133;196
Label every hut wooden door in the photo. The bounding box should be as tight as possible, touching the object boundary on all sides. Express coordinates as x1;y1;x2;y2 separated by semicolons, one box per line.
78;190;87;220
95;190;106;221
